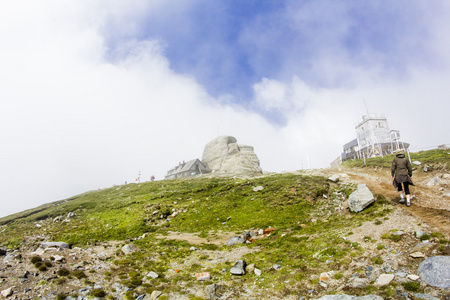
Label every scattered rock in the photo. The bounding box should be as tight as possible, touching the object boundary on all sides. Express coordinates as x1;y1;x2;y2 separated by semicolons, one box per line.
328;175;339;183
246;263;255;274
1;287;13;297
426;177;443;186
347;277;370;288
407;274;420;281
314;295;383;300
253;186;264;192
348;184;374;212
418;256;450;288
410;252;425;258
40;242;70;250
150;290;162;299
414;293;440;300
230;260;246;275
121;243;141;255
415;230;426;238
226;231;251;246
374;274;394;287
254;268;262;276
195;272;211;281
0;249;6;256
205;283;220;299
146;271;159;279
413;161;422;166
320;272;330;281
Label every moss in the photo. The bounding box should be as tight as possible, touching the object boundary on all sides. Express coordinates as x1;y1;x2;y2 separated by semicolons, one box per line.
90;288;106;298
402;281;420;292
30;256;42;264
71;270;86;279
57;268;70;276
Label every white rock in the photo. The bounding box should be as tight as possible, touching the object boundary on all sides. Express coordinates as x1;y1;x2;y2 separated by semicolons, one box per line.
121;244;140;255
253;186;264;192
410;252;425;258
374;274;395;287
195;272;211;281
147;271;159;279
150;290;162;300
254;268;262;276
407;274;420;281
202;136;262;176
1;287;13;297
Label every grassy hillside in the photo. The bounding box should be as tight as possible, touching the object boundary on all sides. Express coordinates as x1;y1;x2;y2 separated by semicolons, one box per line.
1;150;448;299
0;173;399;297
341;148;450;170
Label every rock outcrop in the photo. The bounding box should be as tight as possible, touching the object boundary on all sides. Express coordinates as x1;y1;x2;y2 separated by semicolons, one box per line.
348;184;374;212
202;136;262;176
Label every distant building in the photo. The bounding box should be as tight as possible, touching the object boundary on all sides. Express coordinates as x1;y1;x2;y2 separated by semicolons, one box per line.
165;159;211;179
331;114;409;166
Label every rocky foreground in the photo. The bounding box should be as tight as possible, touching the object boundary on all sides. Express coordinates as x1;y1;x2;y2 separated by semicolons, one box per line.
1;215;449;299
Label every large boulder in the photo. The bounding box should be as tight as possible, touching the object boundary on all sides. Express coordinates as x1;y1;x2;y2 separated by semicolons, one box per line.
348;184;374;212
418;256;450;288
202;136;262;176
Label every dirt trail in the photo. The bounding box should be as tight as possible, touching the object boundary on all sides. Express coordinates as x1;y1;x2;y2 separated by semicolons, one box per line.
313;167;450;239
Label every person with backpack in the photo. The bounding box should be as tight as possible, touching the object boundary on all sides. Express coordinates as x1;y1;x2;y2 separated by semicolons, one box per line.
391;151;414;206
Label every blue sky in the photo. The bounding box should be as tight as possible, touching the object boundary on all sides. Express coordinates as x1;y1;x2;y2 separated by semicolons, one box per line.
101;1;438;114
1;1;449;218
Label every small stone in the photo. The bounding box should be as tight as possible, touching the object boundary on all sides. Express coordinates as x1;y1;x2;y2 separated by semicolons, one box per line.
121;243;140;255
410;252;425;258
415;230;426;238
53;255;64;262
195;272;211;281
320;272;330;281
190;247;198;251
246;264;255;274
146;271;159;279
347;277;370;288
150;290;162;300
253;186;264;192
1;287;13;297
407;274;420;281
254;268;262;276
374;274;395;287
272;264;281;270
205;283;220;299
413;161;422;166
230;260;246;275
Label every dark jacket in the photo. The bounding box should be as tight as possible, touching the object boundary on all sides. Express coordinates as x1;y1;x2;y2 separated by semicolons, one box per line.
391;153;413;187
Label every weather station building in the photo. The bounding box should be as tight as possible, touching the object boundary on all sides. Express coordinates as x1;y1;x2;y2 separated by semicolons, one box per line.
331;114;409;166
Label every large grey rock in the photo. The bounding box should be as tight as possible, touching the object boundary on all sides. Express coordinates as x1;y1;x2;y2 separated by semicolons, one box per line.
230;260;246;275
347;277;370;288
226;231;251;246
121;243;141;255
205;283;220;299
40;242;70;249
418;256;450;288
426;177;443;186
348;184;374;212
202;136;262;176
314;296;383;300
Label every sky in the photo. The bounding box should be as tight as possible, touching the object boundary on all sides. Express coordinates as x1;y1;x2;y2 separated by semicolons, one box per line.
1;0;450;218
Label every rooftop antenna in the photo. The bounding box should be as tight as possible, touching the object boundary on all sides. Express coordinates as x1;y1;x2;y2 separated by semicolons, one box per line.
363;98;370;116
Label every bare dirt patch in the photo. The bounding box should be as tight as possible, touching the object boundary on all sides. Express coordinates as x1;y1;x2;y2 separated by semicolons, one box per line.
155;231;237;245
311;166;450;239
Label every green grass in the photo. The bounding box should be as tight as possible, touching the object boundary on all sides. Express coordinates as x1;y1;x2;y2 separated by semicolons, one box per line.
0;159;432;298
342;148;450;170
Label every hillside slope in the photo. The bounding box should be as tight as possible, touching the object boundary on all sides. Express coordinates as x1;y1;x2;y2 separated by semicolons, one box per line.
0;150;449;300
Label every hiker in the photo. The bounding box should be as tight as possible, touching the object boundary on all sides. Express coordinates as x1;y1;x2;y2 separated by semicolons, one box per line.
391;150;414;206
